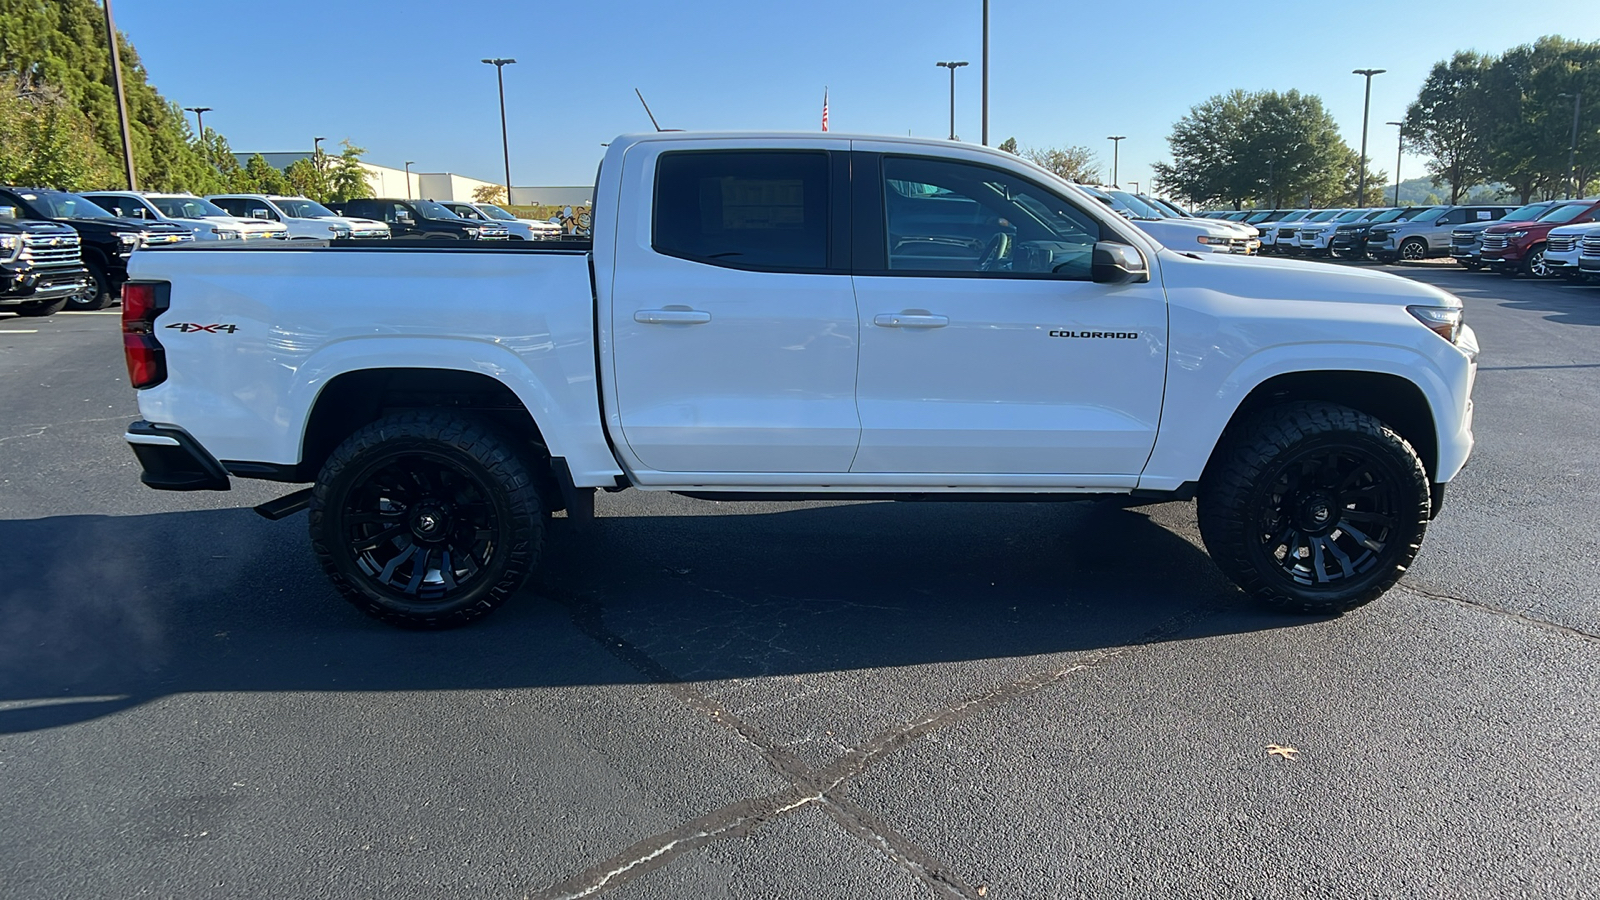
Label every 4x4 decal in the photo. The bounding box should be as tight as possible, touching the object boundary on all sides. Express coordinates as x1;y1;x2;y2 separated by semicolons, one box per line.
165;322;239;334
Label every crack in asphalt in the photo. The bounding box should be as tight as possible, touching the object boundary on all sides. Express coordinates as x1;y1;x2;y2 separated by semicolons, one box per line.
1399;580;1600;644
533;579;1226;899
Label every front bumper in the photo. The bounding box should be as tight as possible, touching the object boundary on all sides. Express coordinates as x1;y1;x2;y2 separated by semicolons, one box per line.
125;420;230;491
0;264;90;305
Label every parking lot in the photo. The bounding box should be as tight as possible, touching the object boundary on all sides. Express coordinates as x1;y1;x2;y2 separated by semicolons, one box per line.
1;264;1596;898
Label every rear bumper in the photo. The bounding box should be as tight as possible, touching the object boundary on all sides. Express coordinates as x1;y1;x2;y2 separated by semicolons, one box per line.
125;420;231;491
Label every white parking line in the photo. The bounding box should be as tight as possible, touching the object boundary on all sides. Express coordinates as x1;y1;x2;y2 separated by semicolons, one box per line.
57;310;122;315
0;329;40;334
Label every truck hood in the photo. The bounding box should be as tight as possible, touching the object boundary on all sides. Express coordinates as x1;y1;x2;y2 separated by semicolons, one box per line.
1545;221;1600;237
1158;248;1461;308
1484;220;1557;235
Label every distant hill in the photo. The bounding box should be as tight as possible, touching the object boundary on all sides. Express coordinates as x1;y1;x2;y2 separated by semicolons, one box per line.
1387;176;1508;207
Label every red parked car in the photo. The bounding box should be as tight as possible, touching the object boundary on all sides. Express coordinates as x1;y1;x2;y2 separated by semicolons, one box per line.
1479;199;1600;276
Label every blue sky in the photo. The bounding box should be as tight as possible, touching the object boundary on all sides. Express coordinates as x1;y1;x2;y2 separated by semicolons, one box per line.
120;0;1600;193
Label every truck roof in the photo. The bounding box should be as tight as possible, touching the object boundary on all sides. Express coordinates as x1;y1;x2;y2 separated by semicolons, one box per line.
606;131;1025;161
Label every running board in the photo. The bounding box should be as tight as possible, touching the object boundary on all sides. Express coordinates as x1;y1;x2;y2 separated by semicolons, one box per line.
254;488;314;521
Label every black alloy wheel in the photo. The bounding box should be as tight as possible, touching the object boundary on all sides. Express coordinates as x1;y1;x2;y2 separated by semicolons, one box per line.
1198;402;1430;614
1399;238;1427;261
310;412;543;628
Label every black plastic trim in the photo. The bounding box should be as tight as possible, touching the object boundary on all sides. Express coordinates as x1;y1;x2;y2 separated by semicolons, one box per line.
127;421;231;491
221;460;309;483
673;491;1125;504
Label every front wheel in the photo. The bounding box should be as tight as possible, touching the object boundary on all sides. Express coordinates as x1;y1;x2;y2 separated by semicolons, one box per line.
69;259;115;311
13;296;68;317
308;412;544;628
1197;402;1430;615
1399;238;1427;261
1524;246;1549;277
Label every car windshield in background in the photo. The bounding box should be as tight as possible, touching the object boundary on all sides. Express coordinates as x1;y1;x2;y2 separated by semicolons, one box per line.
1369;208;1410;224
1411;206;1451;221
24;191;116;219
1537;203;1591;224
477;205;517;221
1504;202;1555;221
274;198;338;218
1333;211;1366;223
151;197;228;219
1306;210;1342;222
1107;191;1164;218
1246;212;1273;223
413;200;462;220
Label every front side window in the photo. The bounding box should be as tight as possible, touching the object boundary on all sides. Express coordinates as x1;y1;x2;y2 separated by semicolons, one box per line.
653;150;829;271
882;156;1102;279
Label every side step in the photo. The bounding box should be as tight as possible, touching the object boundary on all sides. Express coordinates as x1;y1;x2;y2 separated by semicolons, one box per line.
254;487;313;521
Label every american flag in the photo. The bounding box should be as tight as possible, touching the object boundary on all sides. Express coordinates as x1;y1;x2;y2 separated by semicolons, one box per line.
821;88;829;132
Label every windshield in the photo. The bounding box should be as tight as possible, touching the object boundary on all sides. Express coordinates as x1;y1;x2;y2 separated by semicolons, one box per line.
1504;202;1554;221
1144;197;1187;217
1538;203;1592;224
413;200;462;220
1369;208;1409;224
1331;211;1365;223
1412;206;1451;222
1246;211;1273;223
273;198;338;218
1107;190;1165;218
151;196;228;219
1306;210;1342;222
476;204;517;221
21;190;116;219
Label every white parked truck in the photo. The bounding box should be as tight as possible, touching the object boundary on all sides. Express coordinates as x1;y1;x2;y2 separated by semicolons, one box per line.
206;194;390;240
121;132;1478;628
82;191;290;242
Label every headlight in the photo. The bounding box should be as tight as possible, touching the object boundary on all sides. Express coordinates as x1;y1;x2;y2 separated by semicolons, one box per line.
210;228;242;240
115;232;141;252
1407;306;1464;344
1196;235;1232;246
0;233;19;263
1504;230;1529;238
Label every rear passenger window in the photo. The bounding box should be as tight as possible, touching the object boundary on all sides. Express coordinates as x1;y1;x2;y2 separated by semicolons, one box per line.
653;151;830;271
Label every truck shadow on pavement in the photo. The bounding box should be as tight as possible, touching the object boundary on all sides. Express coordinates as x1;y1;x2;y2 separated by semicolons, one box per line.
0;499;1305;734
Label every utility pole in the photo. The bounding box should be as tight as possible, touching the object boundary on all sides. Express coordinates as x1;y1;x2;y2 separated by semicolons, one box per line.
1386;121;1404;207
482;58;517;201
1559;92;1583;199
981;0;989;146
404;161;415;200
1107;135;1125;187
1353;68;1386;207
936;61;968;140
184;107;211;165
103;0;137;189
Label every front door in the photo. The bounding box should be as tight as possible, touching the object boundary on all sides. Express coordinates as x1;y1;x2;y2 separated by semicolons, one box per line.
849;148;1168;480
607;142;860;475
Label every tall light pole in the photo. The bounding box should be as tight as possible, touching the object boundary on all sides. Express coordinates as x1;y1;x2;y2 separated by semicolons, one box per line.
1558;92;1583;199
981;0;989;146
184;106;211;164
1107;135;1125;186
935;61;969;140
482;58;517;201
404;161;415;200
1353;68;1386;207
103;0;137;189
1386;121;1404;207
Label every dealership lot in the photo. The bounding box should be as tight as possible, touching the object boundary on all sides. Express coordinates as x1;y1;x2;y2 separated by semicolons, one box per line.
1;268;1596;898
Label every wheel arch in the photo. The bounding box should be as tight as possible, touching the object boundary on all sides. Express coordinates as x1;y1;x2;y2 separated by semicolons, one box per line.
1205;370;1438;482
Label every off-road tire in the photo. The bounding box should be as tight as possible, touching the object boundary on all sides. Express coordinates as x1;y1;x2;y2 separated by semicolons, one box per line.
13;296;68;317
309;411;544;629
1197;402;1430;615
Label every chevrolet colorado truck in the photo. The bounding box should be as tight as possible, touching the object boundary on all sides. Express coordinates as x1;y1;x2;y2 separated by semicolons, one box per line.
119;132;1479;629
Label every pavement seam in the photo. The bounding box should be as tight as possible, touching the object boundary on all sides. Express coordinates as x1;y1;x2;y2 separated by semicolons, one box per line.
1399;580;1600;644
537;579;1225;899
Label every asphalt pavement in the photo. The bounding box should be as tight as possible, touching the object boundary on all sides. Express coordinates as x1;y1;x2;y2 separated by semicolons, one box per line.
0;265;1596;899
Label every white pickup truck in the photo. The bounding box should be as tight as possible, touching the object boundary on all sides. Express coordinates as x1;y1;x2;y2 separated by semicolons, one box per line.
121;132;1478;629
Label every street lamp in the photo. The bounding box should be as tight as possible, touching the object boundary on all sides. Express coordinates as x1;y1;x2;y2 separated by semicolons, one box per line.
1130;181;1140;195
1353;68;1386;207
404;161;415;200
481;58;517;201
1558;92;1583;199
1107;136;1125;186
1386;121;1404;207
935;61;968;140
312;136;327;192
184;106;211;163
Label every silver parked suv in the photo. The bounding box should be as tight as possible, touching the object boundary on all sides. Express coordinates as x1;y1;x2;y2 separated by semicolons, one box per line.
1366;204;1514;262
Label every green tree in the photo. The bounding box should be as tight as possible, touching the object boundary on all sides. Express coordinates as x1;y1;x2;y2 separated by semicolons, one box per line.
234;153;289;195
284;157;327;202
0;74;117;187
473;184;508;204
1019;144;1100;183
1404;51;1495;204
1482;37;1600;203
997;136;1018;154
325;141;373;203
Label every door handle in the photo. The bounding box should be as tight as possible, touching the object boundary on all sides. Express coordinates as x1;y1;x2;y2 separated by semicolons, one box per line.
634;308;712;325
874;313;948;329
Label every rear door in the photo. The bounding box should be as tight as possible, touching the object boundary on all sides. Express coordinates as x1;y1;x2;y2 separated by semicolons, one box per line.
606;139;860;475
847;146;1168;481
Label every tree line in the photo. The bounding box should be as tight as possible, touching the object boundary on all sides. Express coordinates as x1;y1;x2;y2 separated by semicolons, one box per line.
0;0;372;204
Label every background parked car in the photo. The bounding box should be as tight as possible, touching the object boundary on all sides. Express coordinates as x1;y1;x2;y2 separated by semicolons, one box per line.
1480;199;1600;276
470;201;564;239
332;198;510;240
437;201;537;240
1450;201;1560;270
1298;209;1390;257
0;210;89;317
1543;219;1600;279
207;194;389;240
0;186;191;309
84;191;288;242
1330;207;1419;259
1367;204;1514;262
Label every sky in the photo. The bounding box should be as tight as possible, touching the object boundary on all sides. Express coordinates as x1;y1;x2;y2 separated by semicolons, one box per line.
117;0;1600;195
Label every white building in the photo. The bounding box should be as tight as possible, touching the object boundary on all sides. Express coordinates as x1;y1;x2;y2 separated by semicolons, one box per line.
234;152;591;206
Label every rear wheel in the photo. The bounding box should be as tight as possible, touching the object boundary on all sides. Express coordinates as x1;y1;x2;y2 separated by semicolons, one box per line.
68;259;114;311
1197;402;1430;615
309;412;544;628
13;296;68;317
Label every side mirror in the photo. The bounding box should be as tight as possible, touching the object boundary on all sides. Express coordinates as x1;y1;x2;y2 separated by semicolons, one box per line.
1091;242;1149;285
0;205;18;219
397;209;413;222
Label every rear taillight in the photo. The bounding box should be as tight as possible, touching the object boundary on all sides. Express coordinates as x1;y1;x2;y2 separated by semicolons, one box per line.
121;281;170;388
